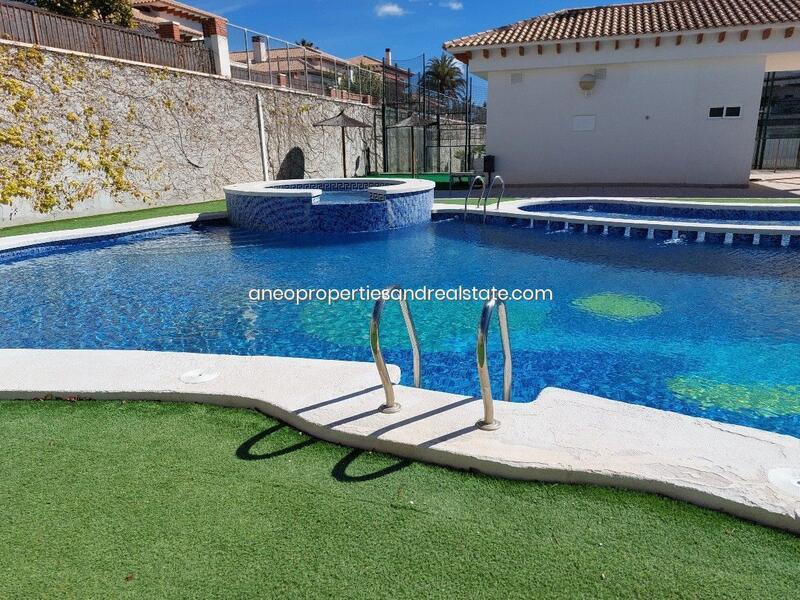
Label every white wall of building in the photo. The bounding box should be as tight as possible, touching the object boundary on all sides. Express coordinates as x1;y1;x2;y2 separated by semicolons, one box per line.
486;55;765;185
457;25;800;186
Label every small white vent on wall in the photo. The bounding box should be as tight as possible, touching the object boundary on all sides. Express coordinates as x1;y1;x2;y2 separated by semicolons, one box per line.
594;68;607;80
510;72;524;85
572;115;596;131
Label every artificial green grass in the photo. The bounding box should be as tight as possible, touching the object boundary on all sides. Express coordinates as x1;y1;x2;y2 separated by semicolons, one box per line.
1;400;797;599
370;172;454;184
0;199;226;238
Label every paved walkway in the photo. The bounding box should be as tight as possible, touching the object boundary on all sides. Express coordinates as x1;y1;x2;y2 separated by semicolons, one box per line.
436;171;800;200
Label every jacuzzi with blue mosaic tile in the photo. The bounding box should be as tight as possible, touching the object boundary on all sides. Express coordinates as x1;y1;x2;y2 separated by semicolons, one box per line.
224;178;435;233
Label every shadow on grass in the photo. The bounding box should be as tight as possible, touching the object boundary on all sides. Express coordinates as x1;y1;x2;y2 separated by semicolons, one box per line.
331;449;412;483
235;425;412;482
235;424;317;460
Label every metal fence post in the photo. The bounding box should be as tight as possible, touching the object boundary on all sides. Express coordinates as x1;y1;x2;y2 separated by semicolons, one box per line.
421;52;427;173
265;35;272;85
285;41;291;88
244;28;252;81
465;65;471;171
381;58;388;172
303;46;309;91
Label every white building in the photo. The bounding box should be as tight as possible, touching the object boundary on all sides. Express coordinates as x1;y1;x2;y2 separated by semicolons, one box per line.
444;0;800;186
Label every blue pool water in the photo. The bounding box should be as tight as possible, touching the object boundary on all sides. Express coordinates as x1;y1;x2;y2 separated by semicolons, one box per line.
2;219;799;437
520;201;800;226
315;190;371;204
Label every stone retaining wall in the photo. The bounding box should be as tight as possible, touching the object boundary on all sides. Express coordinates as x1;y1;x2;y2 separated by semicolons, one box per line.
0;41;381;226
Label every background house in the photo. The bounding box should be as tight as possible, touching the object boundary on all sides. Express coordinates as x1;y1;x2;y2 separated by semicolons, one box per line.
349;50;412;86
131;0;216;41
444;0;800;186
229;43;411;104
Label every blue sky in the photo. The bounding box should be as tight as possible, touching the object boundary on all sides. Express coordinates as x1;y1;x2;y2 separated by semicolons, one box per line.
192;1;604;63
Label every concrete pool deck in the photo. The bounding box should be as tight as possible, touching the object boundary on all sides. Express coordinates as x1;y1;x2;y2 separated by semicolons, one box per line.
1;348;798;534
436;174;800;200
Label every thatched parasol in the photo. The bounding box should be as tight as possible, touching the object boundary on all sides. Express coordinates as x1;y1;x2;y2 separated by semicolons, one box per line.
313;110;371;177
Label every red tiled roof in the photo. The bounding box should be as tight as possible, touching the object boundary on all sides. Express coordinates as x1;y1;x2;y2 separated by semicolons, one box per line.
131;0;221;21
444;0;800;48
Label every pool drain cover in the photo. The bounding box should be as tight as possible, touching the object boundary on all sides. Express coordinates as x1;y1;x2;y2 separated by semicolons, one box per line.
767;468;800;498
180;369;220;384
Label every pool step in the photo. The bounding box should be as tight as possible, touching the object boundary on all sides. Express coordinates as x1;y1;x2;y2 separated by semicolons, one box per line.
450;212;800;248
451;212;797;248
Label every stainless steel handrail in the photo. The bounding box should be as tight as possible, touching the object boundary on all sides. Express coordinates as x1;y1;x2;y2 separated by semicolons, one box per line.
482;175;506;223
475;296;512;430
370;284;421;414
463;175;486;218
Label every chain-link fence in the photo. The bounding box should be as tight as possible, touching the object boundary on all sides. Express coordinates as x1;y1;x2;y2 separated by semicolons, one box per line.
226;27;488;177
753;71;800;170
227;23;385;104
382;53;487;175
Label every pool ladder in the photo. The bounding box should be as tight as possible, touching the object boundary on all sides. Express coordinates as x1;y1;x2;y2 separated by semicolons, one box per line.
370;285;512;430
463;175;486;217
481;176;506;223
370;284;421;414
463;175;506;223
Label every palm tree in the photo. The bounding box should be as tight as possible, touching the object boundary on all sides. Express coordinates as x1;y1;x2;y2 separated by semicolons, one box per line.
296;39;316;49
423;54;465;96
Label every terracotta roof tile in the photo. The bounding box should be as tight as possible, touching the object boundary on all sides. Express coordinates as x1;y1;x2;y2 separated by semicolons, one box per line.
444;0;800;48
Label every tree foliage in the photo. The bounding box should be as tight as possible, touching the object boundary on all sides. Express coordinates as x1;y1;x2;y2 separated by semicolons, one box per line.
423;53;465;96
35;0;134;28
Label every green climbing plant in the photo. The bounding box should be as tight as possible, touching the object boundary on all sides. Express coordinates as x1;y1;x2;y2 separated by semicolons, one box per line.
0;45;143;213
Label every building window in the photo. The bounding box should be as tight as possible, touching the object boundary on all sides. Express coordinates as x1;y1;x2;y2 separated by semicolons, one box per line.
708;107;725;118
709;106;742;119
725;106;742;118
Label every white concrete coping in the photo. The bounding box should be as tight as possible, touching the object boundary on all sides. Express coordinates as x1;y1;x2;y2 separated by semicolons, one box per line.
434;198;800;236
0;211;225;254
2;348;798;534
515;196;800;211
224;178;435;199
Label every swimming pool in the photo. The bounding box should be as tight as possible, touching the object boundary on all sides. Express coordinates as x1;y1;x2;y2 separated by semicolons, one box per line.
519;201;800;226
314;190;371;204
2;218;799;437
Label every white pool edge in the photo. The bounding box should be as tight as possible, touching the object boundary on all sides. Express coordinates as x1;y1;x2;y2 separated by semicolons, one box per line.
0;211;226;253
224;178;435;198
434;198;800;236
1;212;799;534
0;349;797;534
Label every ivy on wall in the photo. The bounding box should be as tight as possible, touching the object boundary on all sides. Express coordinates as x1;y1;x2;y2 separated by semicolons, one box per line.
0;45;144;213
0;42;380;223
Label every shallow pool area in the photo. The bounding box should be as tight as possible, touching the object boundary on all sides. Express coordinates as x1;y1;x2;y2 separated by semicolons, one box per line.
440;198;800;247
2;217;799;438
519;200;800;226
